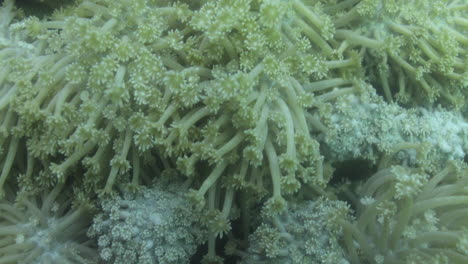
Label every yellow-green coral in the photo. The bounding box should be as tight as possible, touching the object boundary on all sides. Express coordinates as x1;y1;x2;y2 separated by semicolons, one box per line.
340;161;468;263
0;0;467;263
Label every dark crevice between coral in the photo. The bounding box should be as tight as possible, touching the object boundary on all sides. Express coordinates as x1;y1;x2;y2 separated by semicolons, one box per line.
331;159;376;211
191;235;238;264
14;0;75;18
331;159;376;184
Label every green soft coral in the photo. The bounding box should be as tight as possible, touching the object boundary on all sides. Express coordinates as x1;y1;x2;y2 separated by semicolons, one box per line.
0;182;97;263
0;1;363;260
0;0;467;263
339;161;468;263
1;0;362;209
331;0;467;108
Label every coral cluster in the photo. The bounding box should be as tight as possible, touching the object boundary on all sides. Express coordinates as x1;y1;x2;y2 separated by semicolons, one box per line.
0;0;466;263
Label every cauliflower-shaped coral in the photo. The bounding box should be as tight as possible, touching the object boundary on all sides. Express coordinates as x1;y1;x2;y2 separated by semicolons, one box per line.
87;177;206;264
319;90;467;169
237;197;350;264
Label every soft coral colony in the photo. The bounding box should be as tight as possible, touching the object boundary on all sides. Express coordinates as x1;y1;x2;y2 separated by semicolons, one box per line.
0;0;466;263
